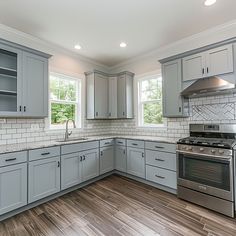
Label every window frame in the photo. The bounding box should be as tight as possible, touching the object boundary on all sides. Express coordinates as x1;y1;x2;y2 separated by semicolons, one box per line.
49;72;82;130
137;74;164;128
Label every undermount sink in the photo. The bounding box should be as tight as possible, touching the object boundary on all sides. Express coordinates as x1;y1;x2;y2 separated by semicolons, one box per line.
56;137;88;143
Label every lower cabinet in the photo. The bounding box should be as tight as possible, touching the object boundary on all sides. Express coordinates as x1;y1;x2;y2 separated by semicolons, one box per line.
28;156;61;203
115;145;127;172
127;147;145;178
80;149;99;182
100;146;114;174
0;163;27;215
61;153;81;190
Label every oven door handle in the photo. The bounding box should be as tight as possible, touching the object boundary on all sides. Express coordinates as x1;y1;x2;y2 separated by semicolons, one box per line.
176;150;232;161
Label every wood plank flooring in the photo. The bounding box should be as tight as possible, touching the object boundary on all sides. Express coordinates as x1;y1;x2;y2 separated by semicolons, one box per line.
1;174;236;236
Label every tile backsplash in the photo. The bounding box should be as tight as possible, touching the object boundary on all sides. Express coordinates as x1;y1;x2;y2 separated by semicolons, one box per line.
1;93;236;145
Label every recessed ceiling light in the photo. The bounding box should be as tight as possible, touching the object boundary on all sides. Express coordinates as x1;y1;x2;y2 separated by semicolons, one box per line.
204;0;216;6
74;44;81;50
120;42;127;48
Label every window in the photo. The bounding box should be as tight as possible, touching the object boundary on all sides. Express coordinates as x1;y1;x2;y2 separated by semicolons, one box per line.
138;75;163;126
49;73;81;129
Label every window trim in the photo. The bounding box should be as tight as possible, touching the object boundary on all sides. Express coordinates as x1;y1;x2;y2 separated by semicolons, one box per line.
49;72;82;130
137;73;165;128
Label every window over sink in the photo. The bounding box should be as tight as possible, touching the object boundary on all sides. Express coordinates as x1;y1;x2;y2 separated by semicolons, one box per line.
138;74;163;127
49;73;81;129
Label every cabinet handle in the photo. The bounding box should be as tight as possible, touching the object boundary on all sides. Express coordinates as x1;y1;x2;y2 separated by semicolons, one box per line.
109;112;111;117
19;106;22;112
100;151;103;156
104;142;110;145
123;112;125;116
41;152;50;156
202;68;204;75
24;106;26;112
142;152;144;158
155;158;165;162
96;112;98;117
179;107;181;113
80;156;82;162
132;143;138;146
123;150;126;154
207;67;209;73
57;161;60;167
5;158;17;162
155;146;164;149
118;141;123;144
83;155;85;161
155;175;165;179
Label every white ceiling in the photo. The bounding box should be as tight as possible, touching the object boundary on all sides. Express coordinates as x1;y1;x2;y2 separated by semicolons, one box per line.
0;0;236;66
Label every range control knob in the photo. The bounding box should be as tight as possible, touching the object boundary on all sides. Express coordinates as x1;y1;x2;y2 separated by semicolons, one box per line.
219;150;224;155
211;149;216;154
199;148;204;152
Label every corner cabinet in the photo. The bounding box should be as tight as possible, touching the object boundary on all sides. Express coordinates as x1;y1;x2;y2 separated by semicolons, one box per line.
85;70;134;119
162;59;187;117
0;39;50;118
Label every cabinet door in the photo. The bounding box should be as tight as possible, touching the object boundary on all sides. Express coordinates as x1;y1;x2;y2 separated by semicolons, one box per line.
117;74;126;118
127;147;145;178
22;52;48;117
61;153;81;190
28;156;60;203
162;59;184;117
206;44;234;77
0;163;27;215
183;53;205;81
94;73;108;118
81;149;99;182
115;145;127;172
100;146;114;174
108;76;117;118
0;44;23;117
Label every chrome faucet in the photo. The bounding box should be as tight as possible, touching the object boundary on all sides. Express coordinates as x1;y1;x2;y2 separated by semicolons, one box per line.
64;119;76;141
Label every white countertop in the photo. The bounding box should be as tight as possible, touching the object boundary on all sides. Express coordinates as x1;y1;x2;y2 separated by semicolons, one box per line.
0;134;177;154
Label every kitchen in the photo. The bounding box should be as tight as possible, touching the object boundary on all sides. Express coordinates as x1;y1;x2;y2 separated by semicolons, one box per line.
0;0;236;235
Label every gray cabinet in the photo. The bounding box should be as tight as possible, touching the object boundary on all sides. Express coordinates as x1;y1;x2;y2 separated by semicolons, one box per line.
115;145;127;172
117;72;134;118
85;70;134;119
162;59;187;117
0;40;50;118
80;149;99;182
28;156;60;203
127;147;145;178
22;52;48;117
183;44;233;82
61;153;81;190
100;146;114;174
0;163;27;215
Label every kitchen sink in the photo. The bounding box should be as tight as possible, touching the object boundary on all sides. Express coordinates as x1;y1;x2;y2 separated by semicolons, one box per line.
56;137;88;143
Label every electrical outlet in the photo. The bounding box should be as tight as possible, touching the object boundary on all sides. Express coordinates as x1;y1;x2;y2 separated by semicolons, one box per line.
0;119;6;124
31;124;40;131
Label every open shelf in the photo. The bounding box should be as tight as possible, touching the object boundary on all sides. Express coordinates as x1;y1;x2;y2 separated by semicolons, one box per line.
0;90;17;96
0;67;17;78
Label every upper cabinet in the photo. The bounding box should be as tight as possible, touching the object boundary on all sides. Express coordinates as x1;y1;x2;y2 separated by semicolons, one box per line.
0;40;51;118
183;44;233;82
85;70;134;119
162;59;188;117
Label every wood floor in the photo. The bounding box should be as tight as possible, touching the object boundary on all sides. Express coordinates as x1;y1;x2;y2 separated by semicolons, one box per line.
1;175;236;236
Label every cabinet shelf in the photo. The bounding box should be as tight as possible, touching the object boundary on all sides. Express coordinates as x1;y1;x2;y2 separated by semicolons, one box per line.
0;90;17;96
0;67;17;78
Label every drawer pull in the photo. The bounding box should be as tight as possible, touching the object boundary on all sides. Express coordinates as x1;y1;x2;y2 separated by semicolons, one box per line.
5;158;17;162
155;158;165;162
41;152;50;156
155;146;164;149
118;141;123;144
132;143;138;146
104;142;110;145
155;175;165;179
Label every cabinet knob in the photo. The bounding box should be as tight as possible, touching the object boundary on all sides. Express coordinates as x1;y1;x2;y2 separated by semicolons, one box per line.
100;151;103;156
57;161;60;167
19;106;22;112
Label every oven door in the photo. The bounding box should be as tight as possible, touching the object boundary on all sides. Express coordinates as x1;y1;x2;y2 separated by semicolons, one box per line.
177;151;233;201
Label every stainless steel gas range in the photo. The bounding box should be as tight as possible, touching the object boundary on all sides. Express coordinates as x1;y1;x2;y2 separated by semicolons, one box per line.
176;124;236;217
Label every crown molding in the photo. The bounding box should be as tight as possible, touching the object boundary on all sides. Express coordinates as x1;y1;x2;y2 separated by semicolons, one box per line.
110;19;236;71
0;23;110;71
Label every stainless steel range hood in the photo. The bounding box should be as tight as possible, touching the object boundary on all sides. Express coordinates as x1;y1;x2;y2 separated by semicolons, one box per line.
181;76;236;98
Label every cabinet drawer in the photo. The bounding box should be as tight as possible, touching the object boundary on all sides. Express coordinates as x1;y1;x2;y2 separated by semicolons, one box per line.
115;139;126;146
146;165;177;189
0;151;27;167
145;141;176;153
61;141;99;155
127;139;144;149
29;146;60;161
100;139;114;147
146;150;176;171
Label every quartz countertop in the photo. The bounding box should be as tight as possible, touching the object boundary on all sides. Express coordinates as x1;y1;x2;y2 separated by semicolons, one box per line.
0;134;177;154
